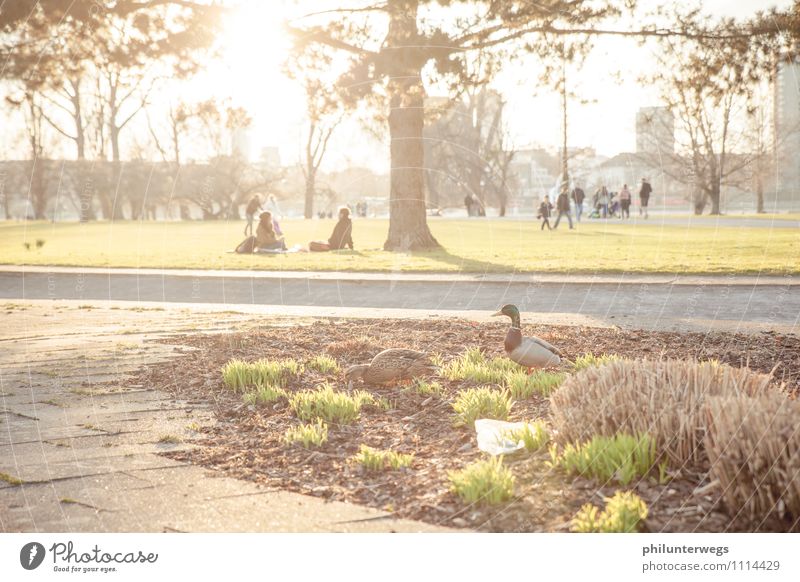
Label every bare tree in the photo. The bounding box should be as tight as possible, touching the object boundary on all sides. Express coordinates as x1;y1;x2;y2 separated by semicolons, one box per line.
6;90;50;219
424;87;514;214
169;100;282;220
300;80;342;219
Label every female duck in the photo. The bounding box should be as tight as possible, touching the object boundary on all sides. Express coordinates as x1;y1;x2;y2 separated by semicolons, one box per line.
344;348;433;387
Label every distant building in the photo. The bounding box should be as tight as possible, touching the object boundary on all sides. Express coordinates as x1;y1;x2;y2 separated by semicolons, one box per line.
773;53;800;206
636;107;674;156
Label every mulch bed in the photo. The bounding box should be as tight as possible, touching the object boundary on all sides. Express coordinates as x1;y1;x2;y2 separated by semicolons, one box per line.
131;318;799;532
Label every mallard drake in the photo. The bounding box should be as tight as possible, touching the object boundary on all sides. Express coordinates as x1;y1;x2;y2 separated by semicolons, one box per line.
344;348;434;387
492;304;562;371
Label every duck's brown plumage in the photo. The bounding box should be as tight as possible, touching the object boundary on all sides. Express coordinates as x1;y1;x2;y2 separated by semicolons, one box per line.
347;348;434;385
504;327;523;353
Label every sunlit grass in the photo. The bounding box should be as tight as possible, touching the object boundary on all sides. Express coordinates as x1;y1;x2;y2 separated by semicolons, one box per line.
221;358;301;392
550;433;664;486
503;421;550;452
572;491;649;533
2;219;796;274
306;355;340;374
289;383;379;424
352;445;414;470
242;383;287;406
284;420;328;448
440;347;518;384
506;371;565;398
409;378;444;396
448;457;515;505
452;387;513;426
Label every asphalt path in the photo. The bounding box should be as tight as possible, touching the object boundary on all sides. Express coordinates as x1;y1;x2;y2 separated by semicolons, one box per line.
1;268;796;333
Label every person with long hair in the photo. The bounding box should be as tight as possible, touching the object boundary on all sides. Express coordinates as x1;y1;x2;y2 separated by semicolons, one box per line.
255;211;287;251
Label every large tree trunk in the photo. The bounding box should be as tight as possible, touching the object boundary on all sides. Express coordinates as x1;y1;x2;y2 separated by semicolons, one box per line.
383;1;439;251
756;176;765;214
709;181;721;215
384;83;439;250
30;160;48;219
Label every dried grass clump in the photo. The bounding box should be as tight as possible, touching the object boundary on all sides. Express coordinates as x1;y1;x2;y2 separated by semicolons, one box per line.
550;359;774;466
705;394;800;528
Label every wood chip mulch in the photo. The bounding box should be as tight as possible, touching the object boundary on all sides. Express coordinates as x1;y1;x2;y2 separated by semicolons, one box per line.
131;318;799;532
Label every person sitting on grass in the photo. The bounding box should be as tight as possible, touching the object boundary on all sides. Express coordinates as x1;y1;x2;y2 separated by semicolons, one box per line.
309;206;354;252
256;211;287;251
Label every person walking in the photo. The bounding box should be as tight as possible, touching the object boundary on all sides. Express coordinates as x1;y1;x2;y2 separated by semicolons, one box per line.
538;195;553;231
244;195;262;236
639;178;652;218
597;186;610;218
619;183;632;219
265;194;281;217
464;193;474;217
553;189;574;229
571;186;585;222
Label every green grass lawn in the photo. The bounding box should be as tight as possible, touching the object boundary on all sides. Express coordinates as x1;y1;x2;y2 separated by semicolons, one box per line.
1;218;797;274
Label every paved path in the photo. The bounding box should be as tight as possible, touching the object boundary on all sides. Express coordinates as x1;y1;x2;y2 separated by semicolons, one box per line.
0;267;797;334
0;305;450;532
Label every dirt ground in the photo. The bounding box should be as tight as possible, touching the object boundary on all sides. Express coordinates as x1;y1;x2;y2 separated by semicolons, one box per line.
131;318;799;532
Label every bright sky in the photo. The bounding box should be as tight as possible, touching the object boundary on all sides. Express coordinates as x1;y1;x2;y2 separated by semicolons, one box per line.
2;0;794;171
205;0;793;172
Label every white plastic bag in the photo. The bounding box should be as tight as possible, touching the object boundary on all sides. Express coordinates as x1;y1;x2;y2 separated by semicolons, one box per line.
474;418;527;455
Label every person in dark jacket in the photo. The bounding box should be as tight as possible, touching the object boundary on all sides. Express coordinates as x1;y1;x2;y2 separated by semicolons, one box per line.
244;195;262;236
571;186;585;222
538;195;553;231
328;206;354;250
309;207;354;251
553;189;574;230
464;194;474;217
639;178;652;218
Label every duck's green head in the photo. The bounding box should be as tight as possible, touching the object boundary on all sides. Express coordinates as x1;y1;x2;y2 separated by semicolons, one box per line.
491;304;521;327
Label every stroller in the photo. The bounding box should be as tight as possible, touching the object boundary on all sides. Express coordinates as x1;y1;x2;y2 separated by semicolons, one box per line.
588;193;620;219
